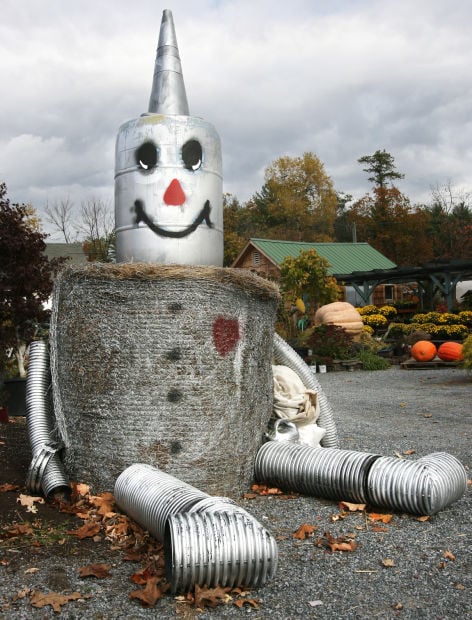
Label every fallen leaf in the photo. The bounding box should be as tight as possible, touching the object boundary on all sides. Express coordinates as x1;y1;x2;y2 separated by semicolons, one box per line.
423;413;433;418
250;484;283;496
79;563;111;579
444;550;455;561
89;492;115;515
193;584;232;608
292;523;318;540
339;501;366;512
30;590;82;613
416;515;430;522
321;532;357;553
330;540;357;552
242;492;257;500
0;483;20;492
456;583;465;590
67;521;101;539
24;567;39;574
392;602;404;610
399;402;407;407
403;449;416;455
13;588;30;601
394;451;403;459
75;483;90;496
381;558;395;567
3;523;34;538
234;598;259;609
131;568;154;585
309;600;323;607
129;576;166;608
17;494;45;508
368;513;393;524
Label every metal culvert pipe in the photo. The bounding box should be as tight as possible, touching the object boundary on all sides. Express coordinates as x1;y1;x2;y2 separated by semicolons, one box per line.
114;464;210;541
255;441;467;515
273;333;339;448
25;341;69;497
366;452;468;515
164;511;278;593
255;441;380;504
114;463;278;591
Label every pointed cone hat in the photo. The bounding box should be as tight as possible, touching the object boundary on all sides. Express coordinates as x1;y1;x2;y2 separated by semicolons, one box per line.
148;9;190;115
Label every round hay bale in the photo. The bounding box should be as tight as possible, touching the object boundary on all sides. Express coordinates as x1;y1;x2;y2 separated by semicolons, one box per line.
50;263;280;497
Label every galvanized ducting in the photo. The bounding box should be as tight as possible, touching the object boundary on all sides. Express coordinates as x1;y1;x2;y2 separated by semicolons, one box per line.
114;463;278;591
25;341;69;497
366;452;468;515
255;440;467;515
165;511;278;593
273;333;339;448
255;441;380;504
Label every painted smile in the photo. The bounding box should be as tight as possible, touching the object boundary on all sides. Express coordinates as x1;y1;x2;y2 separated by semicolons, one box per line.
133;199;213;239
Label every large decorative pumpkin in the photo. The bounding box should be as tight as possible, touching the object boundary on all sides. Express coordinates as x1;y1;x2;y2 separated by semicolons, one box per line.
411;340;437;362
314;302;364;341
437;341;463;362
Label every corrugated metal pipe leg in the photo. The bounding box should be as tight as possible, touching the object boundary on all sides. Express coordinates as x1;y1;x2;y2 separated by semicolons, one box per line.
273;333;339;448
114;464;278;593
255;441;467;516
25;341;69;497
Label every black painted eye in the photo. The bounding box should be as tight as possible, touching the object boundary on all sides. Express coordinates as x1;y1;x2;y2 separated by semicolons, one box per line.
182;139;202;171
135;141;158;171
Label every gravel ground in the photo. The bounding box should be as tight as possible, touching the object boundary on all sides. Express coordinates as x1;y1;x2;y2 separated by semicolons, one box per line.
1;364;471;619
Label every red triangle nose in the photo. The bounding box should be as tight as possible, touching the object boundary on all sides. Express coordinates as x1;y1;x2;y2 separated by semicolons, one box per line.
164;178;186;206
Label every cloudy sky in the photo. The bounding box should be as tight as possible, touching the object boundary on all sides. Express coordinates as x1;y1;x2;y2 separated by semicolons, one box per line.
1;0;471;238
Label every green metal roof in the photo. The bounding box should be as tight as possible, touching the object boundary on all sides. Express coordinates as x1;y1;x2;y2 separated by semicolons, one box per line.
249;239;396;275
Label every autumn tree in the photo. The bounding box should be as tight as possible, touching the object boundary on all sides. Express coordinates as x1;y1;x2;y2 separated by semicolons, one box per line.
250;153;338;242
426;182;472;259
0;183;64;377
358;149;405;189
348;187;433;265
280;249;340;313
223;193;248;266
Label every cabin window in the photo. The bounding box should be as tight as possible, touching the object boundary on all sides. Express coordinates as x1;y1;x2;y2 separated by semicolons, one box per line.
384;285;395;302
252;251;261;266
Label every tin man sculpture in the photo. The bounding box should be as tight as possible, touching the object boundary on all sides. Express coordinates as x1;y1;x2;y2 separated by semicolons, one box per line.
25;10;466;523
114;9;223;266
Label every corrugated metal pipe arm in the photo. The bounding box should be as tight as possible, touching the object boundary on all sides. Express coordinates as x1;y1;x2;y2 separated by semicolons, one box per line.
255;441;467;516
25;341;70;498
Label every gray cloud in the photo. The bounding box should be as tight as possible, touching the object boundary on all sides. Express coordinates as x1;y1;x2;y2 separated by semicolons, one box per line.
1;0;472;237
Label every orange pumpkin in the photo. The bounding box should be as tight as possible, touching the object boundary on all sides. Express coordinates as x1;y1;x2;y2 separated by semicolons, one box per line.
437;341;463;362
411;340;437;362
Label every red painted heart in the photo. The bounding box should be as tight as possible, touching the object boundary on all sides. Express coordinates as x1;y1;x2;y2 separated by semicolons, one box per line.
212;316;241;356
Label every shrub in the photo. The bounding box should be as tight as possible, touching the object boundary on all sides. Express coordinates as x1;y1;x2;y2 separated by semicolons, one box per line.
362;314;388;330
462;334;472;371
435;313;462;325
458;311;472;326
378;305;397;319
429;324;468;340
357;349;390;370
356;305;378;316
305;324;354;361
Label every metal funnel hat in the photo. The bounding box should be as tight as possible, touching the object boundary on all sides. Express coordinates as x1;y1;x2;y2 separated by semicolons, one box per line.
148;9;190;115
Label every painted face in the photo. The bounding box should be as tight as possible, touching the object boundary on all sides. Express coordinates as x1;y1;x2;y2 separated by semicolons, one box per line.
115;114;223;266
